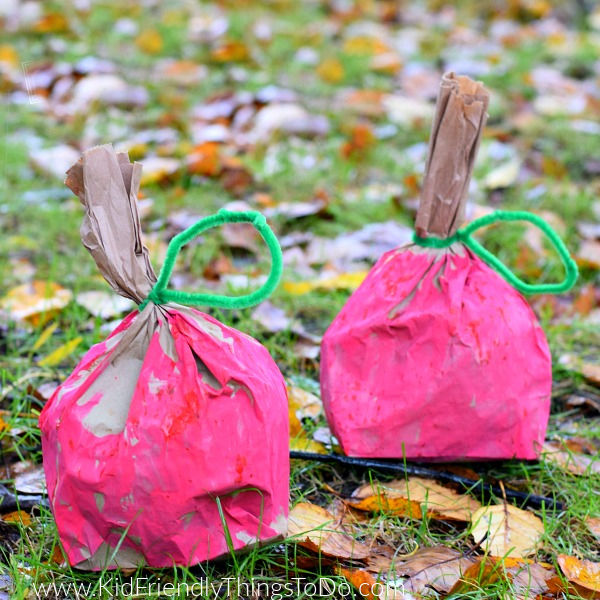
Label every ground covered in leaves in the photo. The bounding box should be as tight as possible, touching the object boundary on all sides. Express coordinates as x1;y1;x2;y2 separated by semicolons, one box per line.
1;0;600;598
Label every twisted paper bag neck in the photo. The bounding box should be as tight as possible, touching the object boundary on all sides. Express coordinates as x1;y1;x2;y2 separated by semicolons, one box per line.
413;73;577;295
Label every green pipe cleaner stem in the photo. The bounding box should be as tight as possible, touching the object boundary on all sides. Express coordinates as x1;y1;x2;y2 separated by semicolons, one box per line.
139;209;283;311
412;210;578;295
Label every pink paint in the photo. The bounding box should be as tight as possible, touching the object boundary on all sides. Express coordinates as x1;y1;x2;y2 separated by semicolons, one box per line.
39;306;289;569
321;246;551;460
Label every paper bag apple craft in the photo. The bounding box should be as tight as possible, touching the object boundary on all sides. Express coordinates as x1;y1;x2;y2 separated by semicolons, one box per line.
320;73;578;461
39;145;289;569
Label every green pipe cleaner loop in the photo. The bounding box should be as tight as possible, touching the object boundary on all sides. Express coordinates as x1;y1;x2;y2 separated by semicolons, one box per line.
412;210;578;295
139;209;283;311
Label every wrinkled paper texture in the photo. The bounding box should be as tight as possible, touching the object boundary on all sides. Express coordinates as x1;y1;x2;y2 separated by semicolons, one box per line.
40;145;289;569
65;145;156;303
321;246;551;460
321;75;550;461
415;72;489;238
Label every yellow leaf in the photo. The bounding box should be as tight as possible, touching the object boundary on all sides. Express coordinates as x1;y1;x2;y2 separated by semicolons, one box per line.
317;58;345;83
3;510;32;527
135;29;164;54
283;271;367;295
33;13;69;33
287;502;370;559
558;554;600;593
32;322;58;351
470;504;544;558
0;281;72;325
39;337;82;367
290;436;327;454
350;478;481;521
0;45;19;68
211;41;249;63
288;385;322;420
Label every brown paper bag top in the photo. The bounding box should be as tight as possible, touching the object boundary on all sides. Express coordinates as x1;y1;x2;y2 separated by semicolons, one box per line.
415;72;489;238
65;144;156;303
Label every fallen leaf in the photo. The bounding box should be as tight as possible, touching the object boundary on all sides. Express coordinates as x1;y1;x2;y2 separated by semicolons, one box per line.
447;557;504;594
384;546;476;594
317;58;345;83
573;284;597;316
350;478;482;521
33;13;68;33
220;159;254;196
32;322;58;351
508;560;555;598
75;291;134;319
470;504;544;558
341;123;375;158
2;511;32;527
135;29;164;54
383;95;433;126
289;437;328;454
558;554;600;593
542;441;600;475
0;281;72;325
14;464;46;494
139;156;180;185
38;337;82;367
586;517;600;541
0;45;18;68
211;40;249;63
483;158;521;189
287;502;370;560
251;301;292;332
30;145;80;180
582;363;600;387
450;557;554;597
337;568;380;600
577;240;600;269
186;142;221;176
47;545;67;566
283;272;367;295
288;385;322;420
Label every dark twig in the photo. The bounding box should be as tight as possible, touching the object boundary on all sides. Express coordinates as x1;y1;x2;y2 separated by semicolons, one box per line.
290;451;564;512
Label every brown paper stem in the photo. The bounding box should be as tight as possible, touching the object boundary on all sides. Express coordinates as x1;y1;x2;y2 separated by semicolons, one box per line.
415;72;490;238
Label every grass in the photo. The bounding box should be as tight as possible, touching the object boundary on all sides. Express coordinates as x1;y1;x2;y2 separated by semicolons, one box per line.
1;0;599;598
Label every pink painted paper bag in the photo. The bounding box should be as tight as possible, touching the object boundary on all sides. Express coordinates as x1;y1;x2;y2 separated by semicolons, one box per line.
320;74;577;461
39;145;289;569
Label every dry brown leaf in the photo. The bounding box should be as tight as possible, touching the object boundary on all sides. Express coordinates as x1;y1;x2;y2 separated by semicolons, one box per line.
508;561;555;598
287;502;370;560
350;478;482;521
558;554;600;593
384;546;476;594
448;556;554;597
470;504;544;558
585;517;600;541
582;363;600;387
542;441;600;476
